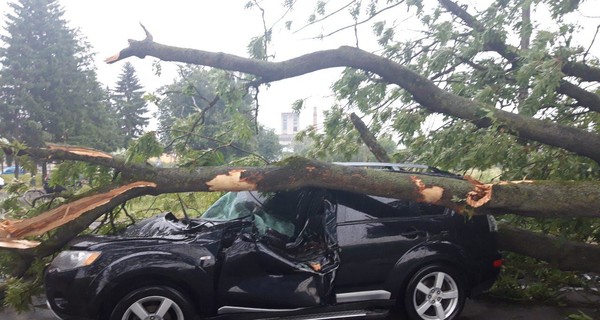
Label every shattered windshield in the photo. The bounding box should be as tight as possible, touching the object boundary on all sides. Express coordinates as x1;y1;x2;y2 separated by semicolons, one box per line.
202;191;295;237
202;192;258;221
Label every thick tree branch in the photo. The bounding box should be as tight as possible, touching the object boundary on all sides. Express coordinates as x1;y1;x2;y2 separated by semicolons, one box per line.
498;224;600;273
563;61;600;82
439;0;600;115
6;145;600;221
557;80;600;112
0;182;157;241
349;112;391;162
438;0;600;83
106;37;600;163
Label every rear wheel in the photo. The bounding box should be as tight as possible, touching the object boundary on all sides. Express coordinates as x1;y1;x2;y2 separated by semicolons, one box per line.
110;286;196;320
403;265;466;320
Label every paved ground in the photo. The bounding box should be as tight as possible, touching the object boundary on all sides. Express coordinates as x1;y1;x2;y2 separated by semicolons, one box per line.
1;296;599;320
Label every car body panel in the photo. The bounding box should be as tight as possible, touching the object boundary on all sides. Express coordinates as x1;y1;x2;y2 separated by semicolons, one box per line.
44;184;501;320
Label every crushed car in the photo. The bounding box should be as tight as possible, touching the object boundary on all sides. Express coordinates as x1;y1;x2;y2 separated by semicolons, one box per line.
44;163;502;320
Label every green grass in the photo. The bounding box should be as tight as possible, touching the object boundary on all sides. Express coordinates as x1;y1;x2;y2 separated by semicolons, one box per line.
0;173;43;188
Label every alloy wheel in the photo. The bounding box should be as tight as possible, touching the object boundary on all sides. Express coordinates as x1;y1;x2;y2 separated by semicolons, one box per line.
411;271;459;320
121;295;185;320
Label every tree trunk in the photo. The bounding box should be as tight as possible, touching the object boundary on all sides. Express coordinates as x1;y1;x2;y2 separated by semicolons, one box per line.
497;224;600;273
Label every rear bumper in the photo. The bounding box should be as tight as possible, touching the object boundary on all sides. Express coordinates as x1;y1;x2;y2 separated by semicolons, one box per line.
470;254;502;296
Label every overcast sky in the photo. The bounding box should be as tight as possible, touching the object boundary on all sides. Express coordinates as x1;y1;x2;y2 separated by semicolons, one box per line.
59;0;354;133
1;0;599;134
0;0;356;132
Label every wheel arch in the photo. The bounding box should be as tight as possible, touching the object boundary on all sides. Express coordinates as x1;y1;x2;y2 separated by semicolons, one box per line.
93;253;214;319
99;271;205;319
385;241;471;300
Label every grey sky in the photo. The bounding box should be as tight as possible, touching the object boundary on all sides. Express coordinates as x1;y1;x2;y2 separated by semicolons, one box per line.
1;0;599;134
59;0;347;133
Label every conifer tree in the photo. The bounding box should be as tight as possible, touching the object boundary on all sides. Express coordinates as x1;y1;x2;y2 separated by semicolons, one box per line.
0;0;122;150
112;62;149;145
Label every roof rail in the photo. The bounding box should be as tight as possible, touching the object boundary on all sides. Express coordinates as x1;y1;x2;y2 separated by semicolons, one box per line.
333;162;462;178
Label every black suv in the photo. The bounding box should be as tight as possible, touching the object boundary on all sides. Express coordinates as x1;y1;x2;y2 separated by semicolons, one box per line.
45;163;501;320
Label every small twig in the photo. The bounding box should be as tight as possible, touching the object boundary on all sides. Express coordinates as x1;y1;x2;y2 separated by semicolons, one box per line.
313;1;405;39
166;128;270;164
583;24;600;62
253;0;271;59
294;1;356;34
176;193;190;221
120;202;136;226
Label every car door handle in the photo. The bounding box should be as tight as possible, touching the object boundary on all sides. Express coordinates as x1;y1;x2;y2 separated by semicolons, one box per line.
401;228;426;239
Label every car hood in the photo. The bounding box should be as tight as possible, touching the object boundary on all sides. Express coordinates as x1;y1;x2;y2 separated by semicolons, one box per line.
68;212;244;251
118;212;195;238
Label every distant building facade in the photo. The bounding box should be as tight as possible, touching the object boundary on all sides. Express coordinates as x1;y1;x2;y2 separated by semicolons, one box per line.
278;112;300;152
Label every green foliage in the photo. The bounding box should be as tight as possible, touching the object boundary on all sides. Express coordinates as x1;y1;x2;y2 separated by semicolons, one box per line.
50;161;113;190
0;0;123;150
0;254;47;311
125;132;163;164
489;252;585;302
156;66;281;164
568;311;594;320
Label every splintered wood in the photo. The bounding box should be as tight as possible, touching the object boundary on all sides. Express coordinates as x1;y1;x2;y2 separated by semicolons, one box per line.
0;181;156;249
410;176;444;203
465;176;493;207
48;144;113;159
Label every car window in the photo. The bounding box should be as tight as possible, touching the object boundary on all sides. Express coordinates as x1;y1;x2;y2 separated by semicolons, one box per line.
201;191;296;237
336;191;446;223
202;192;256;221
336;191;412;223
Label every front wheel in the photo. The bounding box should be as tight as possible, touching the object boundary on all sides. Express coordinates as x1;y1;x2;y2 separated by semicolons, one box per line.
403;265;466;320
110;286;196;320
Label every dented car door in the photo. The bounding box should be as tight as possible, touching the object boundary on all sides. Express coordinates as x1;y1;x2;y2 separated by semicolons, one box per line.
215;189;340;310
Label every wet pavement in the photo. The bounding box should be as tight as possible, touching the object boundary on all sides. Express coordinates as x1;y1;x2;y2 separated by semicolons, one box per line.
1;297;599;320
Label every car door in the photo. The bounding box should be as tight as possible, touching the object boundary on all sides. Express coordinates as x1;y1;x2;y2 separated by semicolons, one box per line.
216;189;340;311
334;191;445;293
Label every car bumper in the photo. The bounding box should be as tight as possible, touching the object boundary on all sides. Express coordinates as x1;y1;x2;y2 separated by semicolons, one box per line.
470;254;502;296
45;268;99;320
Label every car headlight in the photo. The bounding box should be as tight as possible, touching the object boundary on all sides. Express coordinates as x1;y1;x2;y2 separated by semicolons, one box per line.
50;251;101;271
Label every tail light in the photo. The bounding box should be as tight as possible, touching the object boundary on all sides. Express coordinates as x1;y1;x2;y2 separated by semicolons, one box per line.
493;259;503;268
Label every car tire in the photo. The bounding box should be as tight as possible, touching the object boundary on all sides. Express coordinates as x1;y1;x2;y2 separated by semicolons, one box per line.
403;264;466;320
110;286;196;320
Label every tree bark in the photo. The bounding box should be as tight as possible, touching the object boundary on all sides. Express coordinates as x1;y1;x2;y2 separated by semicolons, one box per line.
3;144;600;245
349;112;391;162
497;224;600;273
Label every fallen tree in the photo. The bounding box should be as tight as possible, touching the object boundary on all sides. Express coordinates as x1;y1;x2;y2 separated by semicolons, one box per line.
0;142;599;273
3;1;600;277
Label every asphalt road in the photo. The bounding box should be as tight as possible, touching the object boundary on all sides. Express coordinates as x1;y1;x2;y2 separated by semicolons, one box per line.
1;297;599;320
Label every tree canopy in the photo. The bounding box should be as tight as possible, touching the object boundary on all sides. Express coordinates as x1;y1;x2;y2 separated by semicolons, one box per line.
155;66;281;164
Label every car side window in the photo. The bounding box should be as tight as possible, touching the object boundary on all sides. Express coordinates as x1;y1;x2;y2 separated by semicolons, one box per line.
336;191;414;223
336;191;447;223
